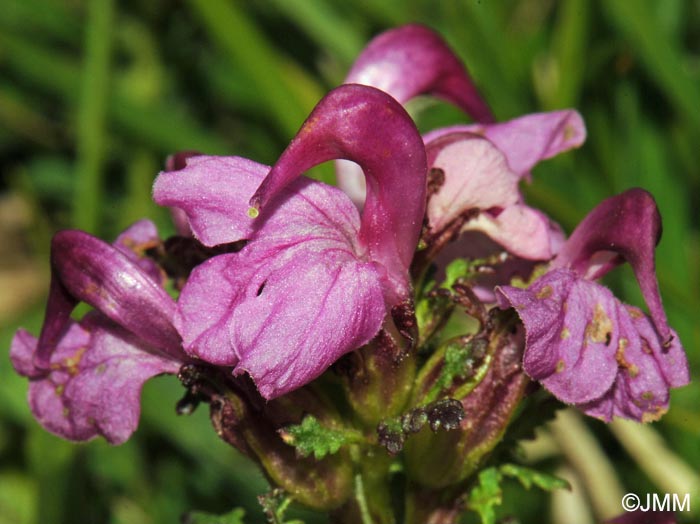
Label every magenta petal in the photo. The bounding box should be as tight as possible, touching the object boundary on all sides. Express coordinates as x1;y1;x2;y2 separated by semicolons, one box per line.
425;134;555;260
164;151;203;237
497;269;689;422
11;318;180;444
230;249;385;399
581;306;688;422
176;254;245;366
113;219;164;284
426;134;519;233
179;248;385;399
249;84;426;302
465;205;556;260
176;177;387;396
45;230;181;356
423;110;586;178
153;155;269;246
552;188;671;344
496;269;619;404
346;24;493;122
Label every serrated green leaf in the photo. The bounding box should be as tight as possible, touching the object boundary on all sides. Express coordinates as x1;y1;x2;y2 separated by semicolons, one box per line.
181;507;246;524
499;464;570;492
280;416;356;460
466;467;502;524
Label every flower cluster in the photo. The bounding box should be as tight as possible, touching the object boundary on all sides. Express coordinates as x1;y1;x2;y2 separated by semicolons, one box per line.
10;23;689;521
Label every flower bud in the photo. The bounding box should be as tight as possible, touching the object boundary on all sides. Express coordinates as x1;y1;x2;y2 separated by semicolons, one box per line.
205;375;353;510
337;322;416;427
404;311;528;488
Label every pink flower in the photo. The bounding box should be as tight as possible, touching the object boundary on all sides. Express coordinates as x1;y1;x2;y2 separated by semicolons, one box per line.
10;221;185;444
153;85;427;399
337;24;585;263
497;190;689;422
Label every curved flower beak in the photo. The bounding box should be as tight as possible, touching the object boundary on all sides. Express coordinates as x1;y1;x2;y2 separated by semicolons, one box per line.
496;189;688;422
552;188;670;344
36;228;181;368
345;24;493;122
249;83;427;299
338;23;493;205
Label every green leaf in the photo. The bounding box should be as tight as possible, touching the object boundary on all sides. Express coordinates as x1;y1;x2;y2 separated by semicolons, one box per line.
280;416;356;460
443;258;469;289
181;507;246;524
466;467;502;524
499;464;570;492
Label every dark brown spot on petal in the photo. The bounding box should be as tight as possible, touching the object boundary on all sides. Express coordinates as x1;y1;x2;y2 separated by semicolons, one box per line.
585;304;614;344
626;306;644;320
536;285;553;299
56;347;87;376
615;338;639;378
563;124;576;141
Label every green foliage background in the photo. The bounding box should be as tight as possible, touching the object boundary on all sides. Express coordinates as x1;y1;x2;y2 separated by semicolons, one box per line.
0;1;697;523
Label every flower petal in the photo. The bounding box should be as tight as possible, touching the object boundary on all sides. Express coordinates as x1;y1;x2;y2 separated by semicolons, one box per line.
552;188;671;344
345;24;493;122
153;155;269;246
580;307;688;422
175;254;246;366
423;110;586;178
11;316;180;444
249;84;426;302
426;134;519;234
497;269;620;404
497;269;689;422
41;230;181;360
464;205;556;260
231;248;385;399
113;219;164;284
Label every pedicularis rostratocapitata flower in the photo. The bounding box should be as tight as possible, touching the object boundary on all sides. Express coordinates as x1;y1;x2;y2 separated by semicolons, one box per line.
10;23;689;524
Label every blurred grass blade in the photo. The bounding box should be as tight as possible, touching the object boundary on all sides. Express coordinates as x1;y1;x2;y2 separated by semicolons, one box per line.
266;0;364;65
2;0;80;43
0;31;230;155
187;0;323;138
549;0;589;108
73;0;115;232
603;0;700;133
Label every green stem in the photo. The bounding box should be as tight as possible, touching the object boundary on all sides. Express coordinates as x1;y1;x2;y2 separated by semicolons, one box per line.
73;0;114;232
354;474;374;524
